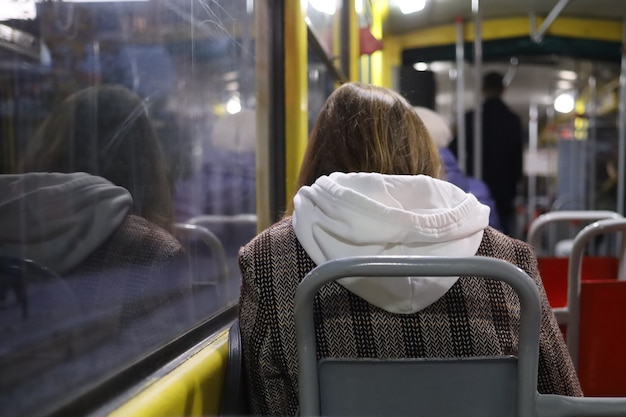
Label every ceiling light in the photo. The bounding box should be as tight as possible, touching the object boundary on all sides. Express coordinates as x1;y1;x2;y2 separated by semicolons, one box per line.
554;93;575;114
398;0;426;14
558;70;577;81
413;62;429;71
226;96;242;114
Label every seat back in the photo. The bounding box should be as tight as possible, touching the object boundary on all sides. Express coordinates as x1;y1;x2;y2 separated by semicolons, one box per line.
174;223;229;288
561;218;626;396
537;256;618;309
294;256;542;417
318;357;517;417
187;215;257;303
187;214;257;259
527;210;622;257
529;211;623;321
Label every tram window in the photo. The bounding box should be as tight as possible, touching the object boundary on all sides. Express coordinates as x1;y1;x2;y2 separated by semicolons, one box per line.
308;47;336;132
0;1;255;415
305;0;339;60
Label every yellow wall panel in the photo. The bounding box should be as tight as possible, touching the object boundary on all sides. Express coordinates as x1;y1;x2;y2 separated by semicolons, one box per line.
107;332;229;417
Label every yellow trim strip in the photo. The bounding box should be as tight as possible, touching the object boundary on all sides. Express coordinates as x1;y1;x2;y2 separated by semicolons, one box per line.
387;16;624;50
284;0;308;207
380;16;623;90
107;331;229;417
550;17;623;43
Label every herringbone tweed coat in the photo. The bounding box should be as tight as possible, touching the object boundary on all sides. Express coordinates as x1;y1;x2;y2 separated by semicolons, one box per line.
66;214;191;330
239;217;583;416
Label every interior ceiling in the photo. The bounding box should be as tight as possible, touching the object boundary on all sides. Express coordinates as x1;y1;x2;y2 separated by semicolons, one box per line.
385;0;626;36
386;0;625;122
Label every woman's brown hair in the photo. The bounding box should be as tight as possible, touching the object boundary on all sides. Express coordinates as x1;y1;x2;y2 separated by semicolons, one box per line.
287;82;441;214
20;85;174;231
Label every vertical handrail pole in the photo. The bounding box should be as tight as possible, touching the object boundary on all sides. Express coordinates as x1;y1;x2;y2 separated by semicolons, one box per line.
456;17;466;173
472;0;483;180
618;20;626;216
588;75;598;210
528;103;539;229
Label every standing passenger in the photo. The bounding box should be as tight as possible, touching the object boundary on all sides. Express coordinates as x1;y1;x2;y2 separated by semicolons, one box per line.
452;72;523;236
238;82;581;416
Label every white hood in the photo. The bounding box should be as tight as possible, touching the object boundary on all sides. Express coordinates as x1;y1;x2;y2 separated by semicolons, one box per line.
293;172;490;314
0;172;132;274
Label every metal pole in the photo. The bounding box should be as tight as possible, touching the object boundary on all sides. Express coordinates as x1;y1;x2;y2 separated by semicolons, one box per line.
456;17;466;173
531;0;571;43
473;0;483;180
618;20;626;215
340;0;350;81
588;75;597;210
528;103;538;230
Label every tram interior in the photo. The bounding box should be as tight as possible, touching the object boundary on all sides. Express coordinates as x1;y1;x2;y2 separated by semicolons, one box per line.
406;58;622;238
385;0;625;247
0;0;625;415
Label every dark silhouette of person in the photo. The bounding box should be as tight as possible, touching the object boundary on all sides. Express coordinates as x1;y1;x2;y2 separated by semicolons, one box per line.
451;72;523;236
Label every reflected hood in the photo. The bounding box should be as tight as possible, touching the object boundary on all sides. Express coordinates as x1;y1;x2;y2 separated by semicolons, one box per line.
0;172;132;274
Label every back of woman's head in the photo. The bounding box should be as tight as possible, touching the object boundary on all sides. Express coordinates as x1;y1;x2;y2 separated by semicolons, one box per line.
20;85;173;231
296;82;441;190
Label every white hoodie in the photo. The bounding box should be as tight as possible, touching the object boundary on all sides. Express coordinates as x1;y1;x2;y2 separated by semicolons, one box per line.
0;172;132;275
293;172;490;314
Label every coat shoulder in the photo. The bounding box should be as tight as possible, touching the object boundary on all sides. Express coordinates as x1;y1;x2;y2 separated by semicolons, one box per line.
478;227;536;262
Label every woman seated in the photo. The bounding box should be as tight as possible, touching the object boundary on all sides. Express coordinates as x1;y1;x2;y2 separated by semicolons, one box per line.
238;82;581;416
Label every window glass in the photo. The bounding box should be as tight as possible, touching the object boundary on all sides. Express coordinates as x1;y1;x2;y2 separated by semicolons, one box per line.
0;0;256;414
306;0;338;60
308;46;336;132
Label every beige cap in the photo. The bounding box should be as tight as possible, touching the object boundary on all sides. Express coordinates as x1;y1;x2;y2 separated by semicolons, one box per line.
414;106;452;148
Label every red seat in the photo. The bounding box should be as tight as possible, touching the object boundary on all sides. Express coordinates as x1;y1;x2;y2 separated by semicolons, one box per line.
537;256;618;308
578;280;626;396
537;256;626;396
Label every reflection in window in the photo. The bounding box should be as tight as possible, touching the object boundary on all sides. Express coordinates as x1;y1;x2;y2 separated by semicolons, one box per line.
305;0;338;59
0;1;256;414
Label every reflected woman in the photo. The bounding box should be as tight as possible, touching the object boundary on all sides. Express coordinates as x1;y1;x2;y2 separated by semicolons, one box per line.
20;85;173;231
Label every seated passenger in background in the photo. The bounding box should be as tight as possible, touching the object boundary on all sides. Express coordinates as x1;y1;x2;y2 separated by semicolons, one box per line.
238;82;581;416
20;84;174;232
414;106;502;231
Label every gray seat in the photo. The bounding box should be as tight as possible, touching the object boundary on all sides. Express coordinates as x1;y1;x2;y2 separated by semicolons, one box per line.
173;223;229;288
294;256;626;417
526;210;622;257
